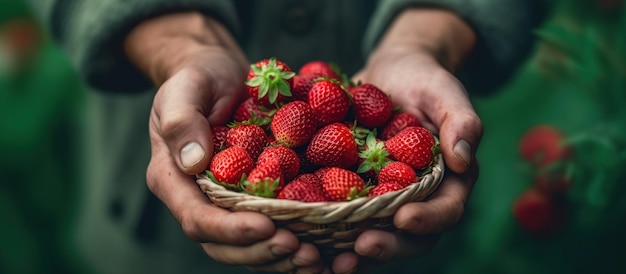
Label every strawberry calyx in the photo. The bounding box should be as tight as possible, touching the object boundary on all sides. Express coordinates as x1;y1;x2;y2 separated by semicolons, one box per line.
357;131;391;174
347;185;371;201
205;170;245;191
240;177;281;198
228;112;271;128
246;57;295;104
349;121;371;147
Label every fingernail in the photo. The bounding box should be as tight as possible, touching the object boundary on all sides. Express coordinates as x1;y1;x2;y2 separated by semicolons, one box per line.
181;142;205;168
362;246;383;259
453;140;471;167
271;245;294;256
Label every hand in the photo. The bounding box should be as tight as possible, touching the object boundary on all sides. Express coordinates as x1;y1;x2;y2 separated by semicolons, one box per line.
332;9;483;273
124;12;326;273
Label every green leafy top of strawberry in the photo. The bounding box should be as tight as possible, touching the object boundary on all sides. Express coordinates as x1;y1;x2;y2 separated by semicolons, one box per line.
357;130;391;174
245;57;295;104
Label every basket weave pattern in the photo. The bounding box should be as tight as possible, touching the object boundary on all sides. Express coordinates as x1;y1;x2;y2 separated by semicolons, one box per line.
196;156;445;253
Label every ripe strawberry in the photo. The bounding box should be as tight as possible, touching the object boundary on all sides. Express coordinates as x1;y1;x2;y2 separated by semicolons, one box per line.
233;97;275;125
207;146;254;187
211;125;229;154
519;124;571;167
368;182;405;197
306;123;359;169
271;101;317;148
512;187;566;235
257;145;301;181
308;78;352;126
377;161;417;188
293;173;323;188
245;57;295;106
313;166;332;181
322;167;368;201
385;126;438;170
292;73;324;102
298;60;341;80
350;83;392;128
242;157;284;198
381;112;422;140
226;123;268;160
277;175;327;202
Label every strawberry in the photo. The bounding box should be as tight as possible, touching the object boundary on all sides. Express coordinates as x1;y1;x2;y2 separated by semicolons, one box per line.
257;145;301;181
226;123;268;160
534;168;572;195
368;182;405;197
245;57;295;106
271;101;317;148
349;83;392;128
381;112;422;140
322;167;368;201
292;73;324;102
298;60;341;80
293;173;323;188
519;124;571;168
211;125;230;154
242;157;284;198
313;167;332;181
233;97;275;125
306;123;359;169
207;146;254;187
277;175;327;202
512;187;566;235
308;78;352;126
377;161;417;188
385;126;438;170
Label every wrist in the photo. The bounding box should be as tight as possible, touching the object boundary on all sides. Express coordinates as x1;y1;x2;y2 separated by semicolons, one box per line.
373;8;476;72
124;11;244;85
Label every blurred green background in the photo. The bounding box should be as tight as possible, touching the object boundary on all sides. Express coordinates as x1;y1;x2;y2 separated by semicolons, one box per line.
0;0;624;274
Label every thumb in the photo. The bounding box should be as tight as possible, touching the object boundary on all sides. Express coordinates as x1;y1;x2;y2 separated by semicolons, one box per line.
436;107;483;174
154;69;232;175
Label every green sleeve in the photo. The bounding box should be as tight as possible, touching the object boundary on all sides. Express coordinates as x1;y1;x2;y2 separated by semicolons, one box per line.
27;0;239;93
364;0;546;94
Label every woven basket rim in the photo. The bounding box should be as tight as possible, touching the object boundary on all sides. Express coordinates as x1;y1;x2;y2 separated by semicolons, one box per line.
196;155;445;224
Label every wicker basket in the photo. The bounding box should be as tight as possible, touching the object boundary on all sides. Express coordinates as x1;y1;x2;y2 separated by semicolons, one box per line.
196;155;445;256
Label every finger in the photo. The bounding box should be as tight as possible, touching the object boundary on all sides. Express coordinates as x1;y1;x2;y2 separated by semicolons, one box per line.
331;252;359;274
418;71;483;174
197;228;296;266
154;69;244;174
354;230;440;261
146;131;276;245
393;163;478;234
245;242;325;273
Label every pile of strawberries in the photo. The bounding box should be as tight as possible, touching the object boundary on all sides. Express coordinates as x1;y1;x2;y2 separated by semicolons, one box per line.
205;57;440;202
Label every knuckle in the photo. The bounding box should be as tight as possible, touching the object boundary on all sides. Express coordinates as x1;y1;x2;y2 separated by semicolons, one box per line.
180;213;203;242
159;111;193;142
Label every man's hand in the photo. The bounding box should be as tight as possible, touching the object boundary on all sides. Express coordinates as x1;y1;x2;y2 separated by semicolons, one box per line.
124;12;325;273
332;8;483;273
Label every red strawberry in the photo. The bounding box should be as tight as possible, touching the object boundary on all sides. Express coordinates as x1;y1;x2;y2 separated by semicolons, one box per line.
242;157;284;198
293;173;323;188
368;182;405;197
306;123;359;169
313;167;332;181
385;126;438;170
207;146;254;187
233;97;275;125
257;145;301;181
534;169;571;195
519;125;571;167
322;167;368;201
292;73;324;102
245;57;295;106
226;124;268;160
211;125;230;154
308;78;351;126
277;175;327;202
349;83;392;128
381;112;422;140
512;187;566;235
298;60;341;80
378;161;417;188
271;101;317;148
